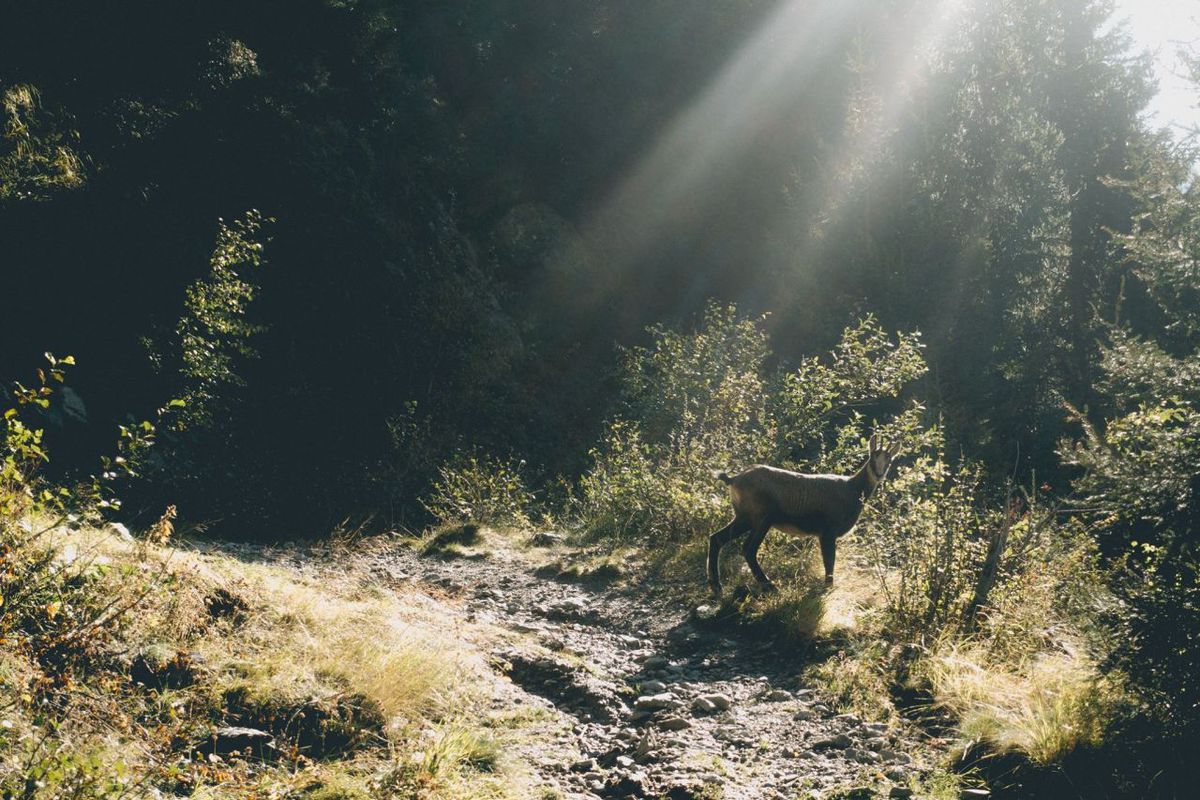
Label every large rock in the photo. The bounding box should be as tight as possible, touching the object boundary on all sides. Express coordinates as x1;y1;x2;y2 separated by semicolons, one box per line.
634;692;680;711
698;693;733;711
530;531;565;547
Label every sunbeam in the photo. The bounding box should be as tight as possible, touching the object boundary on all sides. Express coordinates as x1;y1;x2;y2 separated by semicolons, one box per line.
581;1;863;291
576;0;973;325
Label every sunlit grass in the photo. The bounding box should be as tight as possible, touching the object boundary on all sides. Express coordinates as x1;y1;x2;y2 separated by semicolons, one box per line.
919;640;1112;764
6;522;524;799
200;578;455;742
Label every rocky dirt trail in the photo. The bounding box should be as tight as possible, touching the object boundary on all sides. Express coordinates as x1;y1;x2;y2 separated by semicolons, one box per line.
346;533;941;800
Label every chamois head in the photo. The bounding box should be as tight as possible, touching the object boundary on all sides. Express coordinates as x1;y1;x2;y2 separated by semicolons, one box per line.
866;433;900;485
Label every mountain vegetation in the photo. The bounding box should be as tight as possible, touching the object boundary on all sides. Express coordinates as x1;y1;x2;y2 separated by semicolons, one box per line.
3;0;1199;796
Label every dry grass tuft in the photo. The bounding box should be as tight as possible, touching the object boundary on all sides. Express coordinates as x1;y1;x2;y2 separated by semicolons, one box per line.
919;640;1112;764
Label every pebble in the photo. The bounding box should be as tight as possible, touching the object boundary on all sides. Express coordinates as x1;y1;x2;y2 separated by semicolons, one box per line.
812;734;853;750
642;655;669;669
571;758;597;772
848;747;881;763
658;716;692;731
641;679;668;693
691;697;718;715
764;689;793;702
793;709;816;721
889;788;914;799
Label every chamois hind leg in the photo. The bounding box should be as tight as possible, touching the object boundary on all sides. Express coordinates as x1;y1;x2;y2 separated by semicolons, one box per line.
819;533;837;588
707;517;749;596
743;522;778;594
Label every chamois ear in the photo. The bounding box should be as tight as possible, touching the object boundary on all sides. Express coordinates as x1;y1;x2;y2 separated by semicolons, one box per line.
868;433;879;453
886;441;901;459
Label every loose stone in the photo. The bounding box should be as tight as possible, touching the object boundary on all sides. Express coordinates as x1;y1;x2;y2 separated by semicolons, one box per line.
658;716;692;731
699;692;733;711
812;733;853;750
634;692;679;711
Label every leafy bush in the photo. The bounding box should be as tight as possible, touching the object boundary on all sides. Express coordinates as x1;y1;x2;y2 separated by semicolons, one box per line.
1063;333;1200;738
574;302;929;542
860;456;993;639
421;453;534;527
2;353;73;524
137;211;271;520
173;210;271;431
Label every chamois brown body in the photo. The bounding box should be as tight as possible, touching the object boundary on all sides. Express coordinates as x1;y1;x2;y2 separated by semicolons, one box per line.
707;436;897;595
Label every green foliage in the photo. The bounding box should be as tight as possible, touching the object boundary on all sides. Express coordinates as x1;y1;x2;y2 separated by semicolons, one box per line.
1061;132;1200;746
2;354;74;524
173;210;271;431
864;458;1099;654
778;316;927;464
575;303;929;541
621;303;776;464
1111;137;1200;336
1;736;132;799
1064;342;1200;736
422;454;534;527
0;84;85;202
861;457;993;639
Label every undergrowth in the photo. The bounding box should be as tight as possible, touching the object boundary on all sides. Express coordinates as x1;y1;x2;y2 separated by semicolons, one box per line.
0;522;525;799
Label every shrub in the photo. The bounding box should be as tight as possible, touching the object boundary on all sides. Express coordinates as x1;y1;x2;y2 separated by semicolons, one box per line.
421;453;534;527
1063;330;1200;739
574;302;930;542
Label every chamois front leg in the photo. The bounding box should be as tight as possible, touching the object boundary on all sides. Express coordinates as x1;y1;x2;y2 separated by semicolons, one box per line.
743;523;778;594
707;518;746;596
819;533;837;587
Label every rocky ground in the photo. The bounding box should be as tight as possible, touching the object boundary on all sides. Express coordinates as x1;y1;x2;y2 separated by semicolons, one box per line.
318;531;948;800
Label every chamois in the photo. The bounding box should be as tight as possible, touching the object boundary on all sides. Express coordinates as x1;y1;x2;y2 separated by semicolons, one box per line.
706;434;899;595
